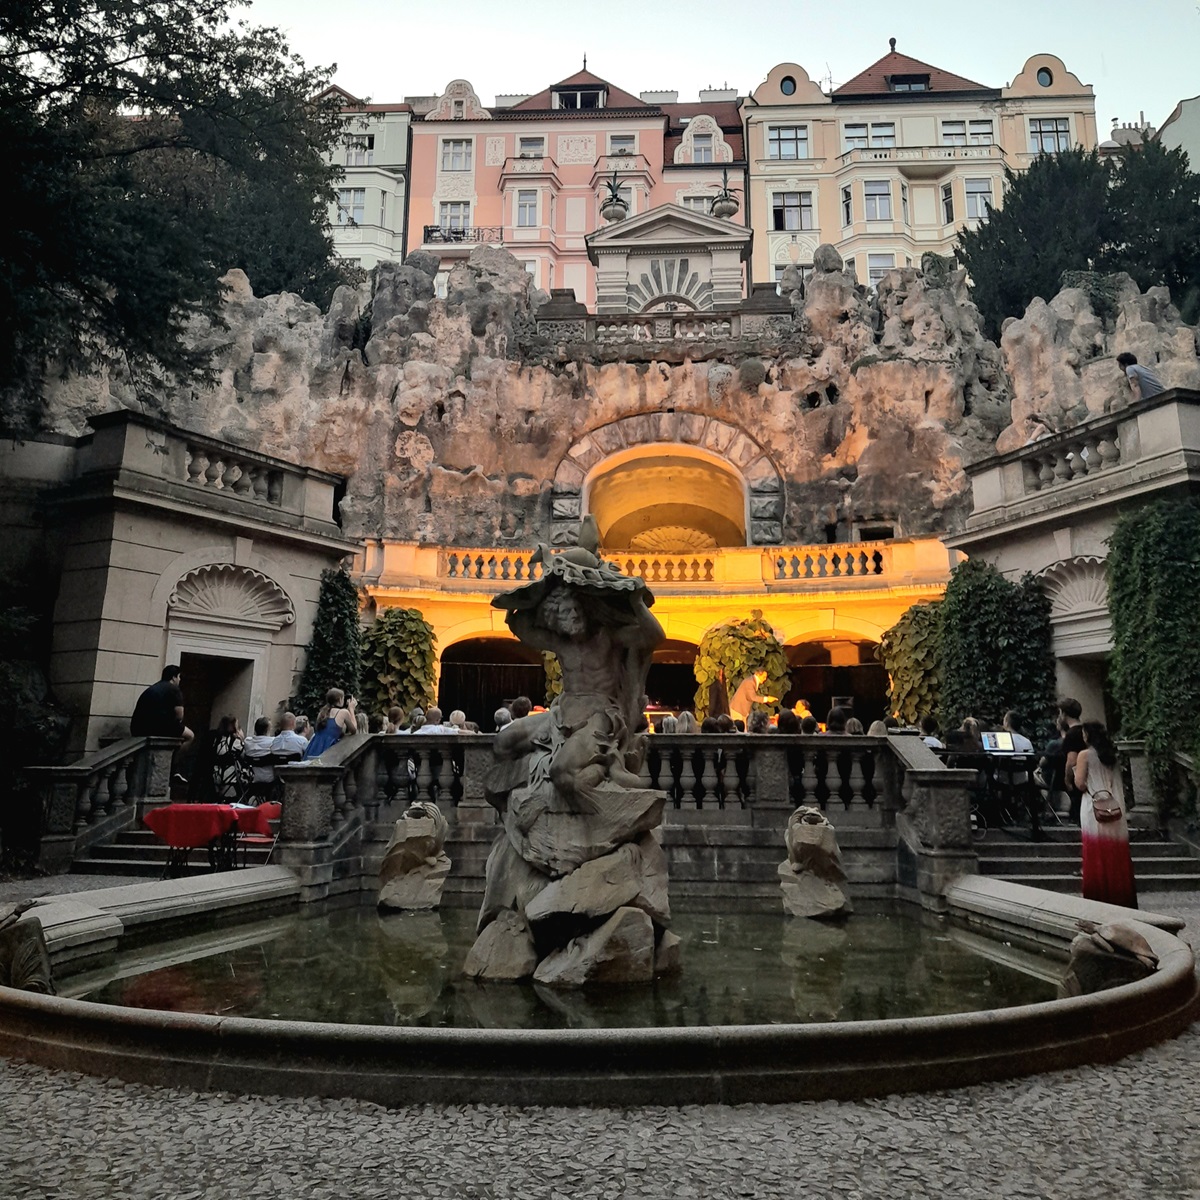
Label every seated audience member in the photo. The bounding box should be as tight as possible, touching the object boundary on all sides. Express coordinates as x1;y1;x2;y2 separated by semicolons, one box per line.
367;712;386;734
493;707;513;731
714;714;735;733
463;720;480;732
775;710;800;734
243;716;277;802
844;717;865;735
406;707;425;732
676;711;699;734
356;711;371;735
416;706;458;734
699;716;720;734
294;716;312;740
386;706;404;734
960;717;984;754
884;716;900;729
825;706;849;734
867;720;890;737
658;714;679;734
919;715;944;749
746;710;771;734
271;712;309;758
212;715;250;799
448;710;467;730
800;715;819;734
1002;710;1034;752
510;696;532;720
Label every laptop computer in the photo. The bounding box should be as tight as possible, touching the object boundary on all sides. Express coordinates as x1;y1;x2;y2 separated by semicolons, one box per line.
981;731;1015;753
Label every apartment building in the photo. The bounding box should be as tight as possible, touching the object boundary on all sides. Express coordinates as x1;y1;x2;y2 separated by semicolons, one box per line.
320;86;412;270
404;70;747;305
741;43;1098;288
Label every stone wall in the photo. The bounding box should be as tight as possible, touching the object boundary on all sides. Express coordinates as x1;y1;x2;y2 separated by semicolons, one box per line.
34;248;1199;548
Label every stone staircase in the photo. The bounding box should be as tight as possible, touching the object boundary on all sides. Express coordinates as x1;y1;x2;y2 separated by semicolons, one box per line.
72;820;277;878
976;827;1200;893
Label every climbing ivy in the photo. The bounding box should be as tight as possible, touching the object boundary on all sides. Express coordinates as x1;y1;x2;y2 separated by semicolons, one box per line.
294;566;362;718
877;601;943;724
693;610;790;720
360;607;437;716
937;559;1055;732
1108;498;1200;811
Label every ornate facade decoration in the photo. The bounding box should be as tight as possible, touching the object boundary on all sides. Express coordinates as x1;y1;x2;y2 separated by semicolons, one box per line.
1038;556;1108;620
426;80;490;122
485;137;506;166
672;114;734;165
556;134;597;164
168;564;295;631
627;257;712;311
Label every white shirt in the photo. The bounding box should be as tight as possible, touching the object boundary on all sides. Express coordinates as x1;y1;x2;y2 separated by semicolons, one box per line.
271;729;310;755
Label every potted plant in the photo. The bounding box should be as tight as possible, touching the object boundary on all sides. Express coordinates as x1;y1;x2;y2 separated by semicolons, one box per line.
709;168;741;219
599;169;628;222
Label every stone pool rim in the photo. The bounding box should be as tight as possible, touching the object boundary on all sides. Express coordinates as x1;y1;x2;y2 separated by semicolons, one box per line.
1;872;1197;1105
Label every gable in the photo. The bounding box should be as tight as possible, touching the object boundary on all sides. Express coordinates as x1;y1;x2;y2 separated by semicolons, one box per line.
586;203;752;259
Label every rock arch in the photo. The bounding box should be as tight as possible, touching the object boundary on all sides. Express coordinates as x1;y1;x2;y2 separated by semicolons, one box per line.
550;414;784;546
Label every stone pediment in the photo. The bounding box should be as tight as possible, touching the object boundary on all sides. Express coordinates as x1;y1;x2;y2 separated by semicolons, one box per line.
586;204;752;264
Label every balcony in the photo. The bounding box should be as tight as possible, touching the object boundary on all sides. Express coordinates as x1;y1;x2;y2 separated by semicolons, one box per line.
953;389;1200;540
839;143;1005;179
421;225;504;248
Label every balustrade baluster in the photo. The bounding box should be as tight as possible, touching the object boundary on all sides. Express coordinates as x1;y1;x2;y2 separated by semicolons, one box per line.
221;460;240;490
699;749;719;808
205;457;224;488
1052;453;1072;483
331;775;346;826
799;746;818;805
677;748;697;809
734;746;753;808
342;764;358;813
637;747;654;789
416;750;434;805
803;554;815;578
185;448;206;483
232;463;253;495
356;747;378;821
845;746;868;807
266;473;283;504
103;765;121;816
251;467;270;500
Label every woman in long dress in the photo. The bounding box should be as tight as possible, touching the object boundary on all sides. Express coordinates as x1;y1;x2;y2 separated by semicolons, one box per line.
1072;721;1137;908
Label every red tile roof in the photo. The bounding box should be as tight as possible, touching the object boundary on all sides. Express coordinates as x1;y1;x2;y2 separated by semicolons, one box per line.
509;70;651;112
833;49;991;97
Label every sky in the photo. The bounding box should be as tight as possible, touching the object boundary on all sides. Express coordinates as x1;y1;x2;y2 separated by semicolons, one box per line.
244;0;1199;132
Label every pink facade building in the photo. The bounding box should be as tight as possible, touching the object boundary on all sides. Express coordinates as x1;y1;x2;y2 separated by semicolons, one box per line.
405;70;748;306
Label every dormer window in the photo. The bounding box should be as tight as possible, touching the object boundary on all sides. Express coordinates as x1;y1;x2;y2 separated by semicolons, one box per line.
888;74;930;93
554;87;605;110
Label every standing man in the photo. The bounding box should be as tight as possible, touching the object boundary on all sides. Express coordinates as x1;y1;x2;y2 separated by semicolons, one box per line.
729;669;776;724
1116;352;1164;400
130;664;193;782
1057;697;1086;825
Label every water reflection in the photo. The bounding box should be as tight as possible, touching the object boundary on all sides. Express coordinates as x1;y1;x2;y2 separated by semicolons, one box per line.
84;905;1055;1029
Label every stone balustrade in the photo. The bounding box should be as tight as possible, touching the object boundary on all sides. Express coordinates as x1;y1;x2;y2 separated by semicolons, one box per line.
771;541;890;582
183;441;286;505
593;313;738;344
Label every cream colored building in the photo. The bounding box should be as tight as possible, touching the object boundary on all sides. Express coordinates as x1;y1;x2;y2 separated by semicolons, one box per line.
741;43;1098;289
1158;95;1200;169
321;87;413;270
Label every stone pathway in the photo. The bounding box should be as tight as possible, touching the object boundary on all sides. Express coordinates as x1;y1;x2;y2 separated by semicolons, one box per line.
1;888;1197;1199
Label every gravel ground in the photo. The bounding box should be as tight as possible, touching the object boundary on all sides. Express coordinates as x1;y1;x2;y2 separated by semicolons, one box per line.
1;886;1197;1200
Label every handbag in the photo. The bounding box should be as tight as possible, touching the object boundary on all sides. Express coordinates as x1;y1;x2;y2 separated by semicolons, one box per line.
1090;788;1122;823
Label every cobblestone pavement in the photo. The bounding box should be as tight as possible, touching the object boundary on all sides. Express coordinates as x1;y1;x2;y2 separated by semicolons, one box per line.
1;889;1198;1200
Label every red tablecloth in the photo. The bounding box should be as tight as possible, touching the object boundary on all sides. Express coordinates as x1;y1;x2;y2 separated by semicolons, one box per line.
143;804;269;847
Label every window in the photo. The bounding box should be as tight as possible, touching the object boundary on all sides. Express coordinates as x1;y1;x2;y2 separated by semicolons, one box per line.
941;183;954;223
771;191;813;231
1029;117;1070;153
870;122;896;148
965;178;992;220
517;189;537;227
844;256;855;280
336;188;365;225
681;195;710;212
868;253;895;285
555;88;603;109
522;260;538;279
768;125;808;160
518;136;544;158
901;182;909;224
941;121;966;146
439;201;470;231
452;99;464;119
343;134;374;167
773;263;813;288
692;133;713;163
969;119;993;145
864;180;892;221
841;185;853;226
618;185;633;211
889;75;929;92
843;123;868;151
609;135;635;156
441;139;472;171
1036;67;1054;88
781;76;797;96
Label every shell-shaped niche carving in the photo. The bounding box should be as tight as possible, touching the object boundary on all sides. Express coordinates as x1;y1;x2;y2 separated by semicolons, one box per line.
627;526;719;554
168;564;295;630
1038;557;1108;618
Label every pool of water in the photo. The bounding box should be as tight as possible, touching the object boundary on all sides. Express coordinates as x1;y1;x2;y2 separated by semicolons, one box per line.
79;904;1057;1029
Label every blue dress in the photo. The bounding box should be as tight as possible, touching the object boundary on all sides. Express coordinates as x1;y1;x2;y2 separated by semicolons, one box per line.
303;709;346;759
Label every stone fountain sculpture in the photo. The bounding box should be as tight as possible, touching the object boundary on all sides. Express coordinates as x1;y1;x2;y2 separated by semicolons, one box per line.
377;800;452;910
779;805;853;919
464;516;678;986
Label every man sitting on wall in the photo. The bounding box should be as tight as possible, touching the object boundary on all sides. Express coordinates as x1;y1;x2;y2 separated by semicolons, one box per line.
130;664;193;783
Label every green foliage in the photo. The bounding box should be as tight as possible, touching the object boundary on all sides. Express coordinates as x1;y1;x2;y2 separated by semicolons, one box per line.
877;602;943;724
543;652;562;704
0;0;351;431
1108;498;1200;810
294;568;362;718
360;608;437;716
957;142;1200;338
693;610;789;719
937;559;1055;732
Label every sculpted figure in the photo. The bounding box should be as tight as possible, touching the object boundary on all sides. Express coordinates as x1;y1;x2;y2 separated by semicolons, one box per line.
466;518;677;986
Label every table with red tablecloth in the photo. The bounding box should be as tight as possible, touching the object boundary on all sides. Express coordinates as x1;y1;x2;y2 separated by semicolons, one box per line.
143;804;271;875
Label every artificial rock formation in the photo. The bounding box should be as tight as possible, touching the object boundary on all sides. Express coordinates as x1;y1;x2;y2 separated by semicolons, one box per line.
464;522;678;986
779;805;852;920
377;801;451;911
1059;919;1158;998
0;902;54;994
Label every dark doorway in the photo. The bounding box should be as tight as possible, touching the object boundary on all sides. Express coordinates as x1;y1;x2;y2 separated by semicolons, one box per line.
645;638;699;712
783;640;888;726
438;638;546;728
179;652;254;738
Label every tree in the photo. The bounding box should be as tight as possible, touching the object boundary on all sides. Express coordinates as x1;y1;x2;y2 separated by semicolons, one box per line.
0;0;349;431
957;142;1200;338
877;602;942;725
693;610;789;720
294;567;362;718
360;608;437;716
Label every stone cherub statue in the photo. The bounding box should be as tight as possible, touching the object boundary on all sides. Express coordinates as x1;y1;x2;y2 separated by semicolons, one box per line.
464;516;678;986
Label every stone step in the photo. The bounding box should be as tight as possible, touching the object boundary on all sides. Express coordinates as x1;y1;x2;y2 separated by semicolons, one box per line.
981;854;1200;878
985;871;1200;894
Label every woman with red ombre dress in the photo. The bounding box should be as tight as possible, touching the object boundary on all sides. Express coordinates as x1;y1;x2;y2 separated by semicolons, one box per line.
1073;721;1137;908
